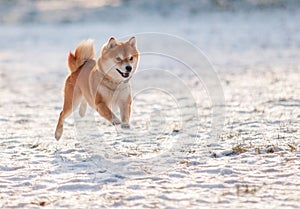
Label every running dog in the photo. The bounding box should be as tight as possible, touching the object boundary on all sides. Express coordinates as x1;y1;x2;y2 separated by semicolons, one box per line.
55;37;139;140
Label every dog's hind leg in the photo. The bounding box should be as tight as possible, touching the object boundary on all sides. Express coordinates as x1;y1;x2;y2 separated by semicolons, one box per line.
55;75;82;140
79;100;87;117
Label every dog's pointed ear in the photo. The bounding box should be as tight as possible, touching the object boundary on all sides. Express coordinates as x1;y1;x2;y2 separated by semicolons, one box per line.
107;37;116;49
128;36;136;48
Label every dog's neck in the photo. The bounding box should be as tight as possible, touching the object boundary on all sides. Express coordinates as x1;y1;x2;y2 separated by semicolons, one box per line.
96;65;130;91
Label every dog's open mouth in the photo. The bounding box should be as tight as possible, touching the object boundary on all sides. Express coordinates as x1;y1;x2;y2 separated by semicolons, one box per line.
116;69;130;78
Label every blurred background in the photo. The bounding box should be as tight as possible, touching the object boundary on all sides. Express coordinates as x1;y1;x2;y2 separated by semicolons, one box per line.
0;0;299;70
1;0;300;24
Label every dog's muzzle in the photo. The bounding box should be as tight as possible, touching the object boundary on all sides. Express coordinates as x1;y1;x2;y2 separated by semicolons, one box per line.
116;68;130;78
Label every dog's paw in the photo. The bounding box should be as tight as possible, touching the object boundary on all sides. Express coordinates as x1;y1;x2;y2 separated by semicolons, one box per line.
55;128;63;141
121;123;130;129
111;117;121;125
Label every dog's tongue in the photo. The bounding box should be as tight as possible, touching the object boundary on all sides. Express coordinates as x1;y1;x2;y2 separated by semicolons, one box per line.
124;72;130;77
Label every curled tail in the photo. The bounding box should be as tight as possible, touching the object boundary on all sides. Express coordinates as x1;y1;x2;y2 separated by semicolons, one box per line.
68;39;95;73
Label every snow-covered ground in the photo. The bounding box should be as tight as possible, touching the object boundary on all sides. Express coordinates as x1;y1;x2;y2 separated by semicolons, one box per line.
0;1;300;208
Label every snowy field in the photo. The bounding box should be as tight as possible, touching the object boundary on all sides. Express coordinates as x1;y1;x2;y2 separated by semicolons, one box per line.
0;1;300;208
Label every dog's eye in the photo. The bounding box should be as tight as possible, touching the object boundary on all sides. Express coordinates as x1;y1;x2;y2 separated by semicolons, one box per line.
129;56;133;61
116;57;122;62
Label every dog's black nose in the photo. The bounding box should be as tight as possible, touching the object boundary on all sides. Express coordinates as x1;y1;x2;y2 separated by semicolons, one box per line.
125;65;132;72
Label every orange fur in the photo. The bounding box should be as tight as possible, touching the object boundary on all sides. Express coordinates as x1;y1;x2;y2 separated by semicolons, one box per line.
68;39;94;73
55;37;139;140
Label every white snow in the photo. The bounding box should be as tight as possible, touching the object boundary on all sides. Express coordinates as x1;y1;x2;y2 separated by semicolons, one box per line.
0;1;299;208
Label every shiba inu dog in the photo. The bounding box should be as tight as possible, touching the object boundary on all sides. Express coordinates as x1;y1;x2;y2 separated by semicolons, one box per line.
55;37;139;140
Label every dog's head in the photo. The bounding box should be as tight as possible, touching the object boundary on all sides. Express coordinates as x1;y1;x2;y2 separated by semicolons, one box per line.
98;36;139;82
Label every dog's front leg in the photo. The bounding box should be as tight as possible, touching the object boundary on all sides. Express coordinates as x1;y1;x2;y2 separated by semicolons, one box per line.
95;92;120;125
119;95;132;129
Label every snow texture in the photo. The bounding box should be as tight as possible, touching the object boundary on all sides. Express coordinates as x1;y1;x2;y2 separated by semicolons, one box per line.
0;1;299;208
